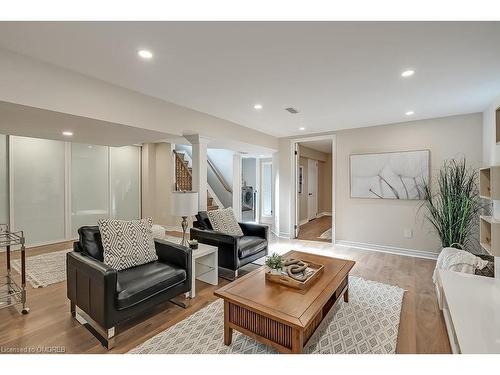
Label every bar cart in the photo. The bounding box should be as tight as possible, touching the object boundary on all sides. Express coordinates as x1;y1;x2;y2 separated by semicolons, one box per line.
0;224;29;314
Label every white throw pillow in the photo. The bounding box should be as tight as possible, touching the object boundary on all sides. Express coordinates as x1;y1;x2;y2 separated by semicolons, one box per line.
98;217;158;271
207;208;244;237
152;224;166;239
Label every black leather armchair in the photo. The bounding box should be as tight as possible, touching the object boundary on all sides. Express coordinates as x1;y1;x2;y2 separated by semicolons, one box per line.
190;212;269;278
67;226;192;349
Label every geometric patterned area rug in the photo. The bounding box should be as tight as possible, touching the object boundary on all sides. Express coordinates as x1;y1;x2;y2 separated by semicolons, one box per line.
11;249;71;288
129;276;405;354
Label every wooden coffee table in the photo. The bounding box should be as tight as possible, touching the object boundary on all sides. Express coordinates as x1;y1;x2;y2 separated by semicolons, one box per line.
214;251;355;353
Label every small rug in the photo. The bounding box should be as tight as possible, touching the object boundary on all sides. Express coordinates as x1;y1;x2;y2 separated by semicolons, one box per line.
11;249;71;288
251;256;266;266
129;276;404;354
319;228;332;240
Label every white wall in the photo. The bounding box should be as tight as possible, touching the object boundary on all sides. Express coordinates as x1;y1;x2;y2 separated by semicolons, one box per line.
242;158;257;187
483;94;500;166
142;142;177;227
335;113;482;253
276;113;483;254
207;148;235;187
0;48;278;151
276;138;293;237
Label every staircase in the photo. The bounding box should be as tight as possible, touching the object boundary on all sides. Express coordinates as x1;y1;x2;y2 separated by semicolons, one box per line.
174;150;219;211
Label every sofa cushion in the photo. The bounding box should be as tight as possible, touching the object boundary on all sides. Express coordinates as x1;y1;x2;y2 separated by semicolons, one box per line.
78;226;104;261
195;211;213;230
98;217;158;271
152;224;166;239
207;208;244;237
238;236;267;259
115;261;186;310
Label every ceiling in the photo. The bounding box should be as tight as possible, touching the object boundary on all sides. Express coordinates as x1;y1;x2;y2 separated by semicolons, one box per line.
299;139;332;154
0;22;499;137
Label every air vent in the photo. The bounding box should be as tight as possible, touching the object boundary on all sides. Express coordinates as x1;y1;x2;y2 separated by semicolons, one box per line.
285;107;299;114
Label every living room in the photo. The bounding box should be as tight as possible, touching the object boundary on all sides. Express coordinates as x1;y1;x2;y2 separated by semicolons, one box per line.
1;2;500;374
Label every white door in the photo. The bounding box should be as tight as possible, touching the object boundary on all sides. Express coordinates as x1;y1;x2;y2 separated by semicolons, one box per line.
294;143;300;237
307;159;318;221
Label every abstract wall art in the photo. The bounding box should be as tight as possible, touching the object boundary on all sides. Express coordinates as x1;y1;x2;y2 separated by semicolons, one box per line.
350;150;430;200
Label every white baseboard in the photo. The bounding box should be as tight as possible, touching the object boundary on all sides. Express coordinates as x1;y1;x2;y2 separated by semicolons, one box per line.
335;240;438;260
300;212;332;226
271;229;292;239
317;212;332;218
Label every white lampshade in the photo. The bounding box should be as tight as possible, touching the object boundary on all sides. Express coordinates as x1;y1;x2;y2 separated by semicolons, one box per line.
171;191;199;217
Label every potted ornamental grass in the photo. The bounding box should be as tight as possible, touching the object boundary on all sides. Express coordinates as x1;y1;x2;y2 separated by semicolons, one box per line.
265;253;284;275
420;158;483;251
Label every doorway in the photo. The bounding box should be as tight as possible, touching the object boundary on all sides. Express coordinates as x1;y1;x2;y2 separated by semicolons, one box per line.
293;136;334;243
241;157;257;222
240;156;274;225
259;158;273;224
307;159;318;221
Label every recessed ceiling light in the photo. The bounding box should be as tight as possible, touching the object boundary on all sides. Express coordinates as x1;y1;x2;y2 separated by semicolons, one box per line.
405;111;415;116
62;131;73;136
401;69;415;78
253;104;263;110
138;49;153;59
299;127;306;131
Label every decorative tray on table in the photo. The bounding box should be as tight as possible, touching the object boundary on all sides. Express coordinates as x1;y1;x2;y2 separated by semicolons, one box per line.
265;258;324;290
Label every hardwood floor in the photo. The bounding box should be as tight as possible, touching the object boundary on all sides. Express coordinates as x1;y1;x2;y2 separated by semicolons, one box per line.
0;234;451;354
297;215;332;242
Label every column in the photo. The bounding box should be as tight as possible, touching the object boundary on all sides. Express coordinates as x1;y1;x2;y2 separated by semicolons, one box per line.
154;142;175;225
232;153;242;220
184;134;210;211
141;143;156;219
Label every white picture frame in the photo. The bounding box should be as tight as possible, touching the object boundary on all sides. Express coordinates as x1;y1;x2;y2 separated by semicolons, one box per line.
350;150;430;200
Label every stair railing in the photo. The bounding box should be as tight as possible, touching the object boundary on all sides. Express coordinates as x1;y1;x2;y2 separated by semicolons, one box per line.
173;150;192;191
207;158;233;194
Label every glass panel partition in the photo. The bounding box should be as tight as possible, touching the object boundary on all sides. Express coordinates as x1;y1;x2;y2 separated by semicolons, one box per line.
109;146;141;220
11;136;66;245
0;135;8;225
71;143;109;236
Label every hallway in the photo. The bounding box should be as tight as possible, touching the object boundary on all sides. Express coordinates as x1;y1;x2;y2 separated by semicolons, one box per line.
297;215;332;242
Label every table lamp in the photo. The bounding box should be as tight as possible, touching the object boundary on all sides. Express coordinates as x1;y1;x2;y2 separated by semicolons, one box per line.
171;191;199;246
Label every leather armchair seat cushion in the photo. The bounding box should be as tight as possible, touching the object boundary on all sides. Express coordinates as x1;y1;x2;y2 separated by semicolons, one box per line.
238;236;267;259
78;226;105;261
115;261;186;310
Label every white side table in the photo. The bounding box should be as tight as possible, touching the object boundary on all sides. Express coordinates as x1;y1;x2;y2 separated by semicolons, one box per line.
188;242;218;298
162;236;218;298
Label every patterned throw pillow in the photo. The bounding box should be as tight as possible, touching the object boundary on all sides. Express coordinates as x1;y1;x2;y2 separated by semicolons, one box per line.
98;217;158;271
207;208;244;237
